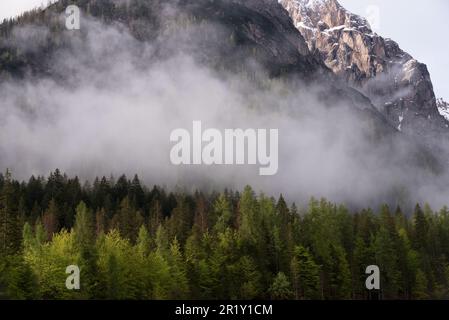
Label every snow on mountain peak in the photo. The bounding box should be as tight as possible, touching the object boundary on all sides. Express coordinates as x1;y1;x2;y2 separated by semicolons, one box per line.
279;0;449;140
437;99;449;122
297;0;329;9
280;0;373;36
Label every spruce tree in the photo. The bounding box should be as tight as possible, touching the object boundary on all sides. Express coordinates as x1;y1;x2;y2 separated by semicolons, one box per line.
0;170;21;255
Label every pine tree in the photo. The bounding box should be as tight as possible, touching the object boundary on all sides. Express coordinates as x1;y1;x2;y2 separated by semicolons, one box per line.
167;196;193;245
234;255;262;299
352;235;374;299
0;254;38;299
105;253;120;299
269;272;293;299
42;199;59;241
95;208;107;236
129;175;145;209
136;225;151;257
275;195;294;273
116;197;140;243
238;186;261;249
290;246;321;300
22;222;34;250
413;269;429;299
149;199;163;236
167;237;189;299
328;244;352;299
194;193;208;234
73;201;97;297
374;225;401;299
213;194;232;233
414;204;428;251
74;202;94;248
0;170;21;255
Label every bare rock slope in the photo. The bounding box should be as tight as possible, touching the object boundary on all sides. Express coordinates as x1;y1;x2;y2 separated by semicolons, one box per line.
279;0;448;142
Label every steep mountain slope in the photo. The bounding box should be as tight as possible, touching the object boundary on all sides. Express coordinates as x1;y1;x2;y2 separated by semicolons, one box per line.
0;0;397;132
279;0;449;142
0;0;322;80
0;0;446;207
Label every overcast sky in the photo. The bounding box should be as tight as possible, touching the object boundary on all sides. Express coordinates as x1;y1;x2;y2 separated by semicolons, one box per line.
0;1;48;22
340;0;449;102
0;0;448;101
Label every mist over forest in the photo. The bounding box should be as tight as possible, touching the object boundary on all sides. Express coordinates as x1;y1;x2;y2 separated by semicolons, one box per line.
0;1;447;211
1;0;449;302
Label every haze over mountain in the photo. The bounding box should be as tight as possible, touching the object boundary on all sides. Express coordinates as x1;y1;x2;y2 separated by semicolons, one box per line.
0;0;448;209
280;0;448;140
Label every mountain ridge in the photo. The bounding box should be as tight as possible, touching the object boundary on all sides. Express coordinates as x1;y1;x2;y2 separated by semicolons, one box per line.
0;0;446;207
279;0;448;146
0;0;394;122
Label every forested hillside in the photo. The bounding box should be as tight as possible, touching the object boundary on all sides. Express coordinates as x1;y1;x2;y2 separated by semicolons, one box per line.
1;0;449;302
1;170;449;299
0;0;322;80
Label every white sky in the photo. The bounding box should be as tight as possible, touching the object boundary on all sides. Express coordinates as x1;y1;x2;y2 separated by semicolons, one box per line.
0;0;448;101
0;1;48;22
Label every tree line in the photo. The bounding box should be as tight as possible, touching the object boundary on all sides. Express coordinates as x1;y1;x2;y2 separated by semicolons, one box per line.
1;169;449;299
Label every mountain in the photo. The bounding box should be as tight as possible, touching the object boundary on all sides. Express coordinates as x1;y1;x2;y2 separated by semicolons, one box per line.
279;0;449;144
0;0;321;80
0;0;398;136
0;0;446;207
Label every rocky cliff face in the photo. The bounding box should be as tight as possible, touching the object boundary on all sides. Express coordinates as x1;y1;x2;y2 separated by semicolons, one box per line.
438;99;449;121
0;0;446;203
0;0;322;81
0;0;385;115
279;0;448;142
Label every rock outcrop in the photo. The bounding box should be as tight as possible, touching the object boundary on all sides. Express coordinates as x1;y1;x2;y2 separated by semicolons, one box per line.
279;0;448;142
438;98;449;121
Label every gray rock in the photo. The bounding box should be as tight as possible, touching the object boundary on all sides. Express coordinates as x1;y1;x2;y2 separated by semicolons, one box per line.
279;0;449;146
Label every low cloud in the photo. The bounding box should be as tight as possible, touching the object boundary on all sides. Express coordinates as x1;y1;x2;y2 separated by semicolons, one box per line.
0;8;448;210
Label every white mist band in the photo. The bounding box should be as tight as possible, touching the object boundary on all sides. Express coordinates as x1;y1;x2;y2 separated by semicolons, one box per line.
170;121;279;176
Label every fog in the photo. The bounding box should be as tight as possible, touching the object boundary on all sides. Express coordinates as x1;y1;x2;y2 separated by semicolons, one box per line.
0;8;448;211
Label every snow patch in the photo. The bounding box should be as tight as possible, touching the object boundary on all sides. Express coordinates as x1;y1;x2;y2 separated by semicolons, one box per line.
438;103;449;121
398;113;404;131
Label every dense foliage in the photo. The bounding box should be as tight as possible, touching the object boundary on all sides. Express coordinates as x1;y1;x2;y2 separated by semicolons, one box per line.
1;170;449;300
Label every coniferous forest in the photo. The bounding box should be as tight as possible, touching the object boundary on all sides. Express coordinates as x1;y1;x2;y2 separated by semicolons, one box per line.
1;169;449;300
